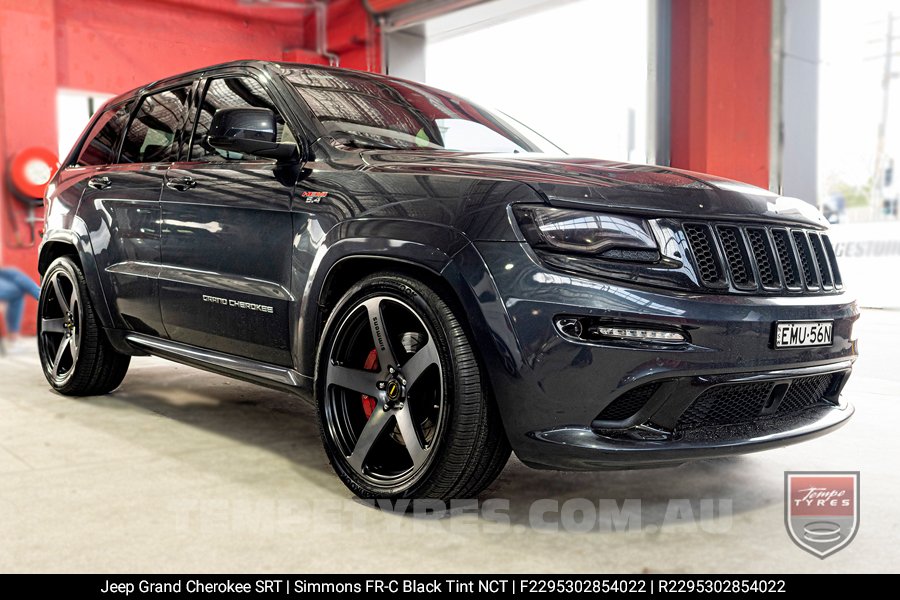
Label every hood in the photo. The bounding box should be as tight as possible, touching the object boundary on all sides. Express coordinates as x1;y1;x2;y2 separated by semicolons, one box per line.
360;151;828;228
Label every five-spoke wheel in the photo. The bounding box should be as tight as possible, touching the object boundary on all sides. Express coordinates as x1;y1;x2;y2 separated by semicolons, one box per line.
39;268;82;386
316;272;510;501
324;295;444;491
38;256;130;395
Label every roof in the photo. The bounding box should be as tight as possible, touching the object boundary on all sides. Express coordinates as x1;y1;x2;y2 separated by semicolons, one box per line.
103;59;403;107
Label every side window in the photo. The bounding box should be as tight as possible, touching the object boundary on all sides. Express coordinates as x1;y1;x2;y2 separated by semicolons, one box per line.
119;85;192;164
189;77;293;161
76;103;132;167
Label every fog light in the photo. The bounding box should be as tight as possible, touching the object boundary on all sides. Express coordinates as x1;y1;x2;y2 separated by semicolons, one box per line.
554;317;687;344
556;318;583;338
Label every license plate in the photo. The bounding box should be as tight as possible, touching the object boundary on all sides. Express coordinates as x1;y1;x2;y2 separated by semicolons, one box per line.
774;321;833;348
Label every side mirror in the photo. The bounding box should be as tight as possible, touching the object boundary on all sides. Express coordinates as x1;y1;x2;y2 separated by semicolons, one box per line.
207;107;297;161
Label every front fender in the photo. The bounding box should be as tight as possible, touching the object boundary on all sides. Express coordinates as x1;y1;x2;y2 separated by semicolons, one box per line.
294;219;525;445
294;219;470;377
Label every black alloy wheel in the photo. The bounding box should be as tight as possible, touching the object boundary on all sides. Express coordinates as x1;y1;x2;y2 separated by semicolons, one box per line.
39;265;82;387
38;256;130;395
316;272;510;501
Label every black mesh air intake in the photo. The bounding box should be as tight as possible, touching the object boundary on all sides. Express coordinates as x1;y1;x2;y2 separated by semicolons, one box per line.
676;373;840;430
595;382;660;422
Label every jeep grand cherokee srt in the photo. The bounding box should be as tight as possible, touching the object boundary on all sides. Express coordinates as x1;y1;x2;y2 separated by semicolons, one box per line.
38;61;857;501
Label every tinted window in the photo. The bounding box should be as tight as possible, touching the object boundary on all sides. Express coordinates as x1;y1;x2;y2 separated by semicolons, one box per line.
189;77;292;161
119;85;192;163
76;103;131;166
283;66;559;153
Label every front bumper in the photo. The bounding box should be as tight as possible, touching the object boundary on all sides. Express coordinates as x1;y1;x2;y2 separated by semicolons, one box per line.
529;402;854;470
466;242;859;470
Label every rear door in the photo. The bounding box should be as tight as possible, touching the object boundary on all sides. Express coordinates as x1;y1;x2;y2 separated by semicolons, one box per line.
158;73;298;366
80;84;193;336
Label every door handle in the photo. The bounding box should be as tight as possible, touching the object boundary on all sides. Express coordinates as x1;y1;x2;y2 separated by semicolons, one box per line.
87;176;112;190
165;175;196;192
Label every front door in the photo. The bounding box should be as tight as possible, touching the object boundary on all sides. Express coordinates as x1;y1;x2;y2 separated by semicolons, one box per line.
158;76;297;366
82;85;193;336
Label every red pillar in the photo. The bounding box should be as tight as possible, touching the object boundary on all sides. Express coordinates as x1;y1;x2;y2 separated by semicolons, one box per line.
322;0;383;72
0;0;57;335
670;0;772;188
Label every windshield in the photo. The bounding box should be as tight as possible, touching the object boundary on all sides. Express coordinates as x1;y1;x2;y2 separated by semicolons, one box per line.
281;65;564;154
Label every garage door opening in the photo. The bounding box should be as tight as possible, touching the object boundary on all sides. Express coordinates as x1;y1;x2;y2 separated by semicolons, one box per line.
57;89;113;160
408;0;650;162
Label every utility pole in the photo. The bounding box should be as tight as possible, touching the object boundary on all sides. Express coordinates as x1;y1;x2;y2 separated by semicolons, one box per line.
873;13;900;215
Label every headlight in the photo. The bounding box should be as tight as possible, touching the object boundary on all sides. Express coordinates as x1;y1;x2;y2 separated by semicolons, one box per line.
513;205;659;262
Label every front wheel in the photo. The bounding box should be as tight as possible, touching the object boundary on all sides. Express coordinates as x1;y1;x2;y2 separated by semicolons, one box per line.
38;256;130;396
315;272;510;501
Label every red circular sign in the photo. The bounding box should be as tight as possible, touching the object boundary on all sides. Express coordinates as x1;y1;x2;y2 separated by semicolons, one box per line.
9;147;58;199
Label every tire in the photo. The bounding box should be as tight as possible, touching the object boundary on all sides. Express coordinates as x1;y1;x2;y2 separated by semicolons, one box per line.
316;272;510;501
38;256;130;396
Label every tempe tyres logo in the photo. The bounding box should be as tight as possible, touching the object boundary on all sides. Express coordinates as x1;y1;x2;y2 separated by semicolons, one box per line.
785;471;859;558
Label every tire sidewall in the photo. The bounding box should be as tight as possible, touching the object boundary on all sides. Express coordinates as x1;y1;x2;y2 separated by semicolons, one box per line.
315;274;468;500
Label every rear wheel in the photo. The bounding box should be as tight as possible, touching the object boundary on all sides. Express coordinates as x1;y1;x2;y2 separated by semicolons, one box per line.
316;272;509;501
38;256;130;396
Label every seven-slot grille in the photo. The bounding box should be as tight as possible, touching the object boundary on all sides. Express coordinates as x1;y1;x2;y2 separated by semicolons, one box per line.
683;223;842;294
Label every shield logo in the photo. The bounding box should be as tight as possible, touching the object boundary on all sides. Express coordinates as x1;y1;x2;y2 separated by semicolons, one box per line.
785;471;859;558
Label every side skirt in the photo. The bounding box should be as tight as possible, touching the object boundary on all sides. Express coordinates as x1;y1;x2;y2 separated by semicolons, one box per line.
122;332;314;398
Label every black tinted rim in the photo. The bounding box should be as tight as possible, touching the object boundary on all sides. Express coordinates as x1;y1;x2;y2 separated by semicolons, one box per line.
38;269;82;386
324;296;445;492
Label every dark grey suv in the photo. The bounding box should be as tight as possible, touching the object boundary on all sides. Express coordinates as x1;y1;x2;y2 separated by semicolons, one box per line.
38;61;858;501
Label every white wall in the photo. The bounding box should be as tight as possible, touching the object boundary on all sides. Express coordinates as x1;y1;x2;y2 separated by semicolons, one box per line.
56;89;112;160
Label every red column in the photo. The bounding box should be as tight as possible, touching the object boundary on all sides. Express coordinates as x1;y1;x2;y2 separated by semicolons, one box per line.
322;0;383;72
0;0;57;335
670;0;772;188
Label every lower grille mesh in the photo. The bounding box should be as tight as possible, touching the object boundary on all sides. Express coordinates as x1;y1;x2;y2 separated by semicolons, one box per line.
676;373;839;430
776;374;835;414
678;382;773;429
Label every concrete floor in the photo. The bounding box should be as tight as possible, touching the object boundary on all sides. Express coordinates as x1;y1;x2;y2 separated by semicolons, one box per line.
0;309;897;573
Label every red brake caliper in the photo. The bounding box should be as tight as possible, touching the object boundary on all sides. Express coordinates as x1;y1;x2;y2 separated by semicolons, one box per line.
361;348;380;418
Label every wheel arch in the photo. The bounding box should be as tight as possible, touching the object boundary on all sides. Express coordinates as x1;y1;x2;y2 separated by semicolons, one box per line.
318;255;450;315
300;247;521;434
301;249;460;378
314;255;475;362
38;229;114;330
38;240;80;276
